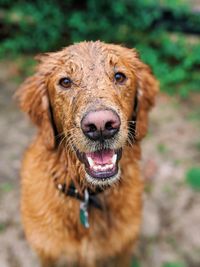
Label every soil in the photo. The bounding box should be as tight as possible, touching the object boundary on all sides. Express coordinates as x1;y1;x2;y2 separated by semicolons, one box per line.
0;62;200;267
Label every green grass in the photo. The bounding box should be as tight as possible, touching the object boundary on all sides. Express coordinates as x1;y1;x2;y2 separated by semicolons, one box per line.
185;167;200;191
194;141;200;152
0;223;6;233
174;159;181;166
0;182;13;193
187;108;200;122
131;257;141;267
157;143;168;154
162;262;186;267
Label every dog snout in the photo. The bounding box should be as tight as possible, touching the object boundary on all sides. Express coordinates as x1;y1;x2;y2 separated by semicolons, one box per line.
81;109;120;141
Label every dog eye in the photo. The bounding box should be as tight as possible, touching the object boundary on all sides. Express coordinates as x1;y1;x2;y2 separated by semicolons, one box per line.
114;72;126;83
59;77;72;89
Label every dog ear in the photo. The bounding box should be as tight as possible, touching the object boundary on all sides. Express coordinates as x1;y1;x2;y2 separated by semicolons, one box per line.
16;70;56;150
134;61;159;141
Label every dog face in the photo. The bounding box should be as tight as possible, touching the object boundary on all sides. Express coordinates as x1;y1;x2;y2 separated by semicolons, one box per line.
17;41;158;186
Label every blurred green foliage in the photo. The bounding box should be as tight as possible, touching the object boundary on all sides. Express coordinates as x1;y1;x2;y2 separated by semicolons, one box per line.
0;0;200;95
131;257;141;267
188;108;200;121
186;167;200;191
162;262;186;267
0;182;13;192
0;223;6;232
157;143;168;154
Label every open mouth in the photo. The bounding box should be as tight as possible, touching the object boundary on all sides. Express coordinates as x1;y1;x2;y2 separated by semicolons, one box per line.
76;149;122;183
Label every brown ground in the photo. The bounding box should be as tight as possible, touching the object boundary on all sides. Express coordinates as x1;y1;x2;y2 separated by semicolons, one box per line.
0;62;200;267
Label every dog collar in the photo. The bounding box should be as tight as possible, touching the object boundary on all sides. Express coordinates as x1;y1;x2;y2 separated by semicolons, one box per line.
56;182;104;228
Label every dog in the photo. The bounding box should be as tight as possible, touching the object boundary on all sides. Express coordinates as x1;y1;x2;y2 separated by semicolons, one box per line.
16;41;158;267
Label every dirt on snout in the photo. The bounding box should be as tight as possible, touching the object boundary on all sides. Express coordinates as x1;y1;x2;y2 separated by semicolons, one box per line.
0;62;200;267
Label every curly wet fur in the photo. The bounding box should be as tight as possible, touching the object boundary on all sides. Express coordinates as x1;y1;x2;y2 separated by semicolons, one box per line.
16;41;158;267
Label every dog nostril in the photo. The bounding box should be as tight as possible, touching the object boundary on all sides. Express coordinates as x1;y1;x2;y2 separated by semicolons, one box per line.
87;123;97;132
105;121;114;130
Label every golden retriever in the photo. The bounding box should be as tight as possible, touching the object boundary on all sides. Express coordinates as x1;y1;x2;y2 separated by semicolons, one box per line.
17;41;158;267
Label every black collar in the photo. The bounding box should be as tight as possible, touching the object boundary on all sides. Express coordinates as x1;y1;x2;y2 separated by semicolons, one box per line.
57;182;104;210
56;182;106;228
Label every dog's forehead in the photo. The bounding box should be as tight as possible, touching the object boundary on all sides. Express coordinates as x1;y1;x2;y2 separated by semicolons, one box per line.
38;42;138;78
62;41;129;68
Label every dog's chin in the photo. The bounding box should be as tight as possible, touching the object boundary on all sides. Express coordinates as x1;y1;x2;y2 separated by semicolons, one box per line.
76;148;122;186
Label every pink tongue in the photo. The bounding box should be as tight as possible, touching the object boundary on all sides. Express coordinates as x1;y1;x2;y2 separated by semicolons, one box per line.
87;150;114;165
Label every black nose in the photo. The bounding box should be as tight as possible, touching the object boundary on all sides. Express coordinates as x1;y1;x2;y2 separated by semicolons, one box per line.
81;109;120;141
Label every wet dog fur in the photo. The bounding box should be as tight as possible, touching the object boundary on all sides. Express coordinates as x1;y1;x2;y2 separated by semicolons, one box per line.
16;41;158;267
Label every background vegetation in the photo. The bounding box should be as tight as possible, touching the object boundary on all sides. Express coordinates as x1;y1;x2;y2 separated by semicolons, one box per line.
0;0;200;96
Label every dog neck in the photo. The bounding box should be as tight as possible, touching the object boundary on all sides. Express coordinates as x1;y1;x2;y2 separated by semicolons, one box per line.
49;148;110;228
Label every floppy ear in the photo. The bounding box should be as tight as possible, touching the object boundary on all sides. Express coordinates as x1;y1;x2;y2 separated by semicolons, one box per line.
16;71;55;149
134;61;159;141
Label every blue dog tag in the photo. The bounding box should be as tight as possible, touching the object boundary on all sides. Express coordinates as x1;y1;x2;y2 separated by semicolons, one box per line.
80;189;89;228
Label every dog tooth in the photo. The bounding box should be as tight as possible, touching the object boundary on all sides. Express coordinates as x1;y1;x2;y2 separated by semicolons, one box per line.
87;156;94;167
95;165;101;171
106;164;111;170
104;164;109;170
111;154;117;164
92;164;115;172
93;165;98;171
108;164;113;169
98;165;105;171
